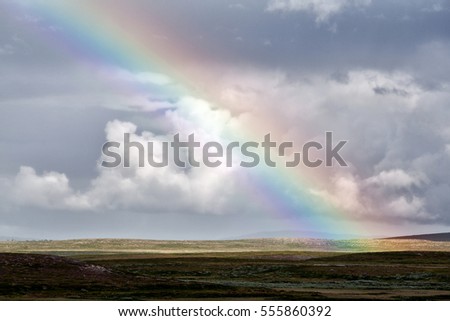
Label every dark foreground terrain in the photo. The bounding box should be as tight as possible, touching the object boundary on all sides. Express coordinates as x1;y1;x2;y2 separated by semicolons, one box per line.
1;250;449;300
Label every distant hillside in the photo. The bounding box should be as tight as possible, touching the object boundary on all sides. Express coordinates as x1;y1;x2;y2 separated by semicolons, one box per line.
231;230;363;240
385;232;450;242
1;237;450;254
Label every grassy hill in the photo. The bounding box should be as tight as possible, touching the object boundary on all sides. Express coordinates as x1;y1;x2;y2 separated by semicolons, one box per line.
0;238;449;256
1;250;449;300
385;232;450;242
1;237;449;300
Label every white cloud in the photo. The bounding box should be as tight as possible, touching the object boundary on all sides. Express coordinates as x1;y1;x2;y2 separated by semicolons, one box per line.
266;0;372;22
10;166;76;209
366;169;425;189
386;196;427;219
310;173;367;215
3;97;254;216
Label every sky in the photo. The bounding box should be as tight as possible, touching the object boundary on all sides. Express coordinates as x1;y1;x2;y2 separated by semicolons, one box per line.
1;0;450;240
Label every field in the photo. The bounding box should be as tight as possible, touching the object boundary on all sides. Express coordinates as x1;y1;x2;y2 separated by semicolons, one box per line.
0;238;449;300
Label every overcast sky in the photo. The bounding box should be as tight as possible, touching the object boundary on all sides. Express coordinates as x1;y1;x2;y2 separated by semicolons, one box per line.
1;0;450;240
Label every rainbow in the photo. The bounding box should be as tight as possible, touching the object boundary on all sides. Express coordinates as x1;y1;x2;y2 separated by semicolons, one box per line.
8;0;364;239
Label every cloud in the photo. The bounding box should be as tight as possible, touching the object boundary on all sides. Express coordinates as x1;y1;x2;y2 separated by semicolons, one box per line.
209;66;450;224
311;170;433;222
0;44;14;55
114;69;172;86
421;3;445;13
266;0;372;22
310;173;366;215
229;3;245;10
373;86;410;97
366;169;425;189
3;65;450;226
2;97;259;217
386;196;427;219
9;166;81;209
0;65;176;112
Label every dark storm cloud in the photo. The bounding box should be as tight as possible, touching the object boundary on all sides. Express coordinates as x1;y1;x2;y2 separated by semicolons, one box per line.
3;0;450;79
115;1;450;74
